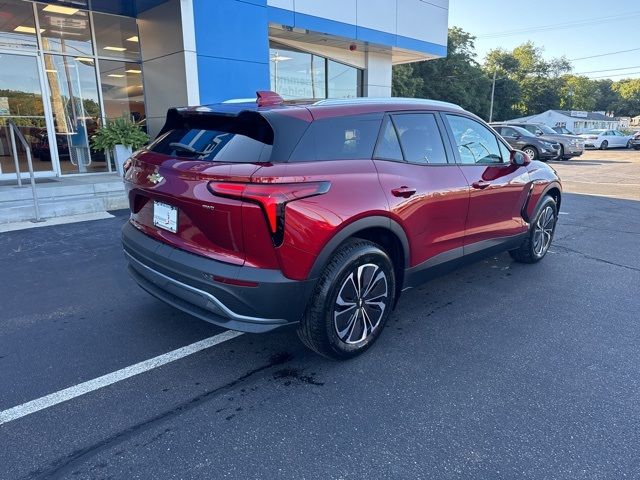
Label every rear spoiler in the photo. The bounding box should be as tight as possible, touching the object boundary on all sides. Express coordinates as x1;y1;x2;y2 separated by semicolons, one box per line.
157;107;275;146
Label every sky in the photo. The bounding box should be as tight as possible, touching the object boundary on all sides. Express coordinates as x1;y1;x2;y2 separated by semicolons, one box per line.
448;0;640;80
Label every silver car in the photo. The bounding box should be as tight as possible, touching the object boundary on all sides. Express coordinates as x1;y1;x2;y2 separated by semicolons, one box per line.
506;122;584;160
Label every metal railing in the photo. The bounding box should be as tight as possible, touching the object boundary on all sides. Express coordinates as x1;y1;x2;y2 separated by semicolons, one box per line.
7;120;42;222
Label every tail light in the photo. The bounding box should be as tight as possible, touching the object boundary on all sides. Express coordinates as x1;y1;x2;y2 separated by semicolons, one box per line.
208;181;331;241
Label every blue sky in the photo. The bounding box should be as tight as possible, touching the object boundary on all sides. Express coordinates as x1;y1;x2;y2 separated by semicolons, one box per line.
449;0;640;80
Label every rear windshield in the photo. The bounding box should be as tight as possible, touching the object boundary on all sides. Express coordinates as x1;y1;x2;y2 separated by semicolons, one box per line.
149;129;272;162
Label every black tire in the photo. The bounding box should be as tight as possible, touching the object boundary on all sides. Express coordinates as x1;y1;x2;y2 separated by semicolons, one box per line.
297;239;396;360
522;146;538;161
509;195;558;264
558;145;566;161
600;140;608;150
627;140;633;149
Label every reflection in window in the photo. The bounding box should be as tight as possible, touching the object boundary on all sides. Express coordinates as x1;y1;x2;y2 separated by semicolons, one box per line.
37;3;93;55
43;55;104;173
328;60;361;98
93;13;140;61
270;48;326;100
0;0;39;50
446;114;504;165
393;114;448;164
99;59;145;125
269;43;363;100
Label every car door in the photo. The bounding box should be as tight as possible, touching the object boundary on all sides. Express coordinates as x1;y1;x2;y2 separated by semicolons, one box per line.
496;126;529;150
613;130;627;147
441;113;531;251
373;112;469;267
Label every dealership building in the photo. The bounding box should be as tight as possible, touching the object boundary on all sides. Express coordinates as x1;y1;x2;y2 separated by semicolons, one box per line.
0;0;448;221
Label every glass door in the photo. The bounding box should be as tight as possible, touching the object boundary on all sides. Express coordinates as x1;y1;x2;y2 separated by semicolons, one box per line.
0;51;56;179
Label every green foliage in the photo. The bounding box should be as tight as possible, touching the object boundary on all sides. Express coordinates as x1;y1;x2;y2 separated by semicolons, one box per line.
391;28;640;120
91;116;149;152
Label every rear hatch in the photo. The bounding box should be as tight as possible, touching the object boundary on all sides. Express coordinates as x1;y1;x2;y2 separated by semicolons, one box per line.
125;105;310;266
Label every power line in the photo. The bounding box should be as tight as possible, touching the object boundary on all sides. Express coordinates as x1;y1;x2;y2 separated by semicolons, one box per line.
477;12;640;39
570;47;640;61
587;71;640;79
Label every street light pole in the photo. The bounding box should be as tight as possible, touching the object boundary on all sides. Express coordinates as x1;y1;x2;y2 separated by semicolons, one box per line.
489;70;497;123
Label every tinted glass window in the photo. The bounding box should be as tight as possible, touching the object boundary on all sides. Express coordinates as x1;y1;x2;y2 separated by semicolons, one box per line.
374;116;403;161
150;129;271;162
500;127;519;137
290;113;382;161
446;115;505;165
392;113;448;164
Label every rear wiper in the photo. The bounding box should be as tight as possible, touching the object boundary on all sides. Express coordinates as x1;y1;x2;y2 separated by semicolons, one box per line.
169;142;207;156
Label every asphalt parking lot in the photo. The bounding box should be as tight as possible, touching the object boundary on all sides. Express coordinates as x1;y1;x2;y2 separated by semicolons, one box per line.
1;149;639;479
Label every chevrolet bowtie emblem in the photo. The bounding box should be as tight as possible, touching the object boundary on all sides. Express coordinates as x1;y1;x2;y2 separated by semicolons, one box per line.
147;172;164;184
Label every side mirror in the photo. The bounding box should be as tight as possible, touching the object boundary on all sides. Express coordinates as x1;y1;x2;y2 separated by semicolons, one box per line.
536;131;543;136
511;150;530;166
513;133;521;139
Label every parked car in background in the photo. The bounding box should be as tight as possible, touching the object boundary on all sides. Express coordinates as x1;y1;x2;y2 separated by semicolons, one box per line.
122;93;562;359
490;124;560;161
579;129;634;150
630;131;640;150
502;122;584;160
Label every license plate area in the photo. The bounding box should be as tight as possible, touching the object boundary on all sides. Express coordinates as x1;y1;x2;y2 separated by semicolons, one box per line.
153;201;178;233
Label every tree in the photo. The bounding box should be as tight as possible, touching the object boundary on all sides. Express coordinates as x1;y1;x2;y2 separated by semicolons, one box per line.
559;76;601;111
611;79;640;116
392;27;491;118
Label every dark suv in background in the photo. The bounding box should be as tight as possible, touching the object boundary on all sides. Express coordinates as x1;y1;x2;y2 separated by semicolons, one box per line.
503;122;584;160
122;92;561;359
491;124;560;161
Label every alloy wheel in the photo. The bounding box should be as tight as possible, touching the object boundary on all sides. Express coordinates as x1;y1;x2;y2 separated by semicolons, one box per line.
532;205;555;257
333;263;389;345
523;147;536;160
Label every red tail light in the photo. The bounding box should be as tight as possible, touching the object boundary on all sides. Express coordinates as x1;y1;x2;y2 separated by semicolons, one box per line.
208;181;331;235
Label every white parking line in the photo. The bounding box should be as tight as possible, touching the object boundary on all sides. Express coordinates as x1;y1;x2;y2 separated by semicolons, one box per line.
0;330;243;426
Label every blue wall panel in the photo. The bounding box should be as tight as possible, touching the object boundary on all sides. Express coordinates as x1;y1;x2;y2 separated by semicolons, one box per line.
193;0;270;104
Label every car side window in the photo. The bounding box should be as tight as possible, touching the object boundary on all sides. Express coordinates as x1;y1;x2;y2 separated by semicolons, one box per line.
445;115;505;165
391;113;449;165
501;127;518;137
373;116;403;161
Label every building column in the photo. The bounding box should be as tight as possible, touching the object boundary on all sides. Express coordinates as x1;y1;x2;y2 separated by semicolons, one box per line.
363;50;392;97
138;0;200;137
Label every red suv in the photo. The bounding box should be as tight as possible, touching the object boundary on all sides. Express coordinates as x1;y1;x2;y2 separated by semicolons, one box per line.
122;92;561;359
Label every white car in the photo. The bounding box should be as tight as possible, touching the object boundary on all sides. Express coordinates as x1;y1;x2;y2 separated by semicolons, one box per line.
579;129;634;150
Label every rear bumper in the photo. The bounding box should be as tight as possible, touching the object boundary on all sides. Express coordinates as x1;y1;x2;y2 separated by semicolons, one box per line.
122;222;314;333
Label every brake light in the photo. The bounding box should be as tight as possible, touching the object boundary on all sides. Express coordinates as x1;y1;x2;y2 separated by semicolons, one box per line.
207;181;331;234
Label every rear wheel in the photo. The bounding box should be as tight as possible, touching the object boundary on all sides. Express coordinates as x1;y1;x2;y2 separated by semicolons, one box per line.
297;239;396;360
509;196;558;264
522;146;538;161
600;140;608;150
558;145;566;161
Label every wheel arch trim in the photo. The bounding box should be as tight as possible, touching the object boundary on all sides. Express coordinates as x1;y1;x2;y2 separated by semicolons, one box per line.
307;216;410;280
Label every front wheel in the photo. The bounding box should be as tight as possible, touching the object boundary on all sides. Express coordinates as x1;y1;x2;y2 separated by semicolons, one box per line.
509;196;558;264
627;140;633;149
297;239;396;360
600;140;608;150
522;146;538;161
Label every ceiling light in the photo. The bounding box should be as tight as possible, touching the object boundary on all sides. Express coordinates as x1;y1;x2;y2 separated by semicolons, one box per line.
125;69;141;74
75;57;94;62
45;69;57;73
43;5;79;15
126;36;139;43
104;46;126;52
108;74;125;78
13;26;45;34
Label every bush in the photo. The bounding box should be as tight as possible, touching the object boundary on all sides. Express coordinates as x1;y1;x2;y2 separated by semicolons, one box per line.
91;116;149;152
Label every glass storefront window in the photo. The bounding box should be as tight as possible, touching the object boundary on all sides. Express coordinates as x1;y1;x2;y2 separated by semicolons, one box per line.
43;54;105;173
99;59;145;124
0;0;39;50
269;43;363;100
270;46;326;100
328;60;362;99
37;3;93;56
92;12;140;61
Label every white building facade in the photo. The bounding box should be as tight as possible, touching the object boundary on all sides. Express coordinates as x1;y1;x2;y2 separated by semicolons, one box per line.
509;110;620;134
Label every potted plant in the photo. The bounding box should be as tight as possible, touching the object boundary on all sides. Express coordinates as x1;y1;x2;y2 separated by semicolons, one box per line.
91;116;149;176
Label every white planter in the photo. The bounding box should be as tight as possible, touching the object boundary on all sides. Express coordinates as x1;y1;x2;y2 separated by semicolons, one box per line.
113;144;133;176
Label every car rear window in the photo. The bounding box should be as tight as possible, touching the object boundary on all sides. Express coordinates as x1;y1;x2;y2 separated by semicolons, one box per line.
149;129;272;163
289;113;383;162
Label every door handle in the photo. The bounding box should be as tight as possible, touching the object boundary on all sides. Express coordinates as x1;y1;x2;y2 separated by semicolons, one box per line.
471;181;491;190
391;186;417;198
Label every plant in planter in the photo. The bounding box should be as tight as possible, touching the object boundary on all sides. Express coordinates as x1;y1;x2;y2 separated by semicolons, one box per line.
91;116;149;176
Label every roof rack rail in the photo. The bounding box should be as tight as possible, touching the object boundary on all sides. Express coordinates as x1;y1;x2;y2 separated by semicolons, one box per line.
312;97;464;110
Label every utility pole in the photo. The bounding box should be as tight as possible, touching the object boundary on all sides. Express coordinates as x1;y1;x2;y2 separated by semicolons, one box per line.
489;70;497;123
